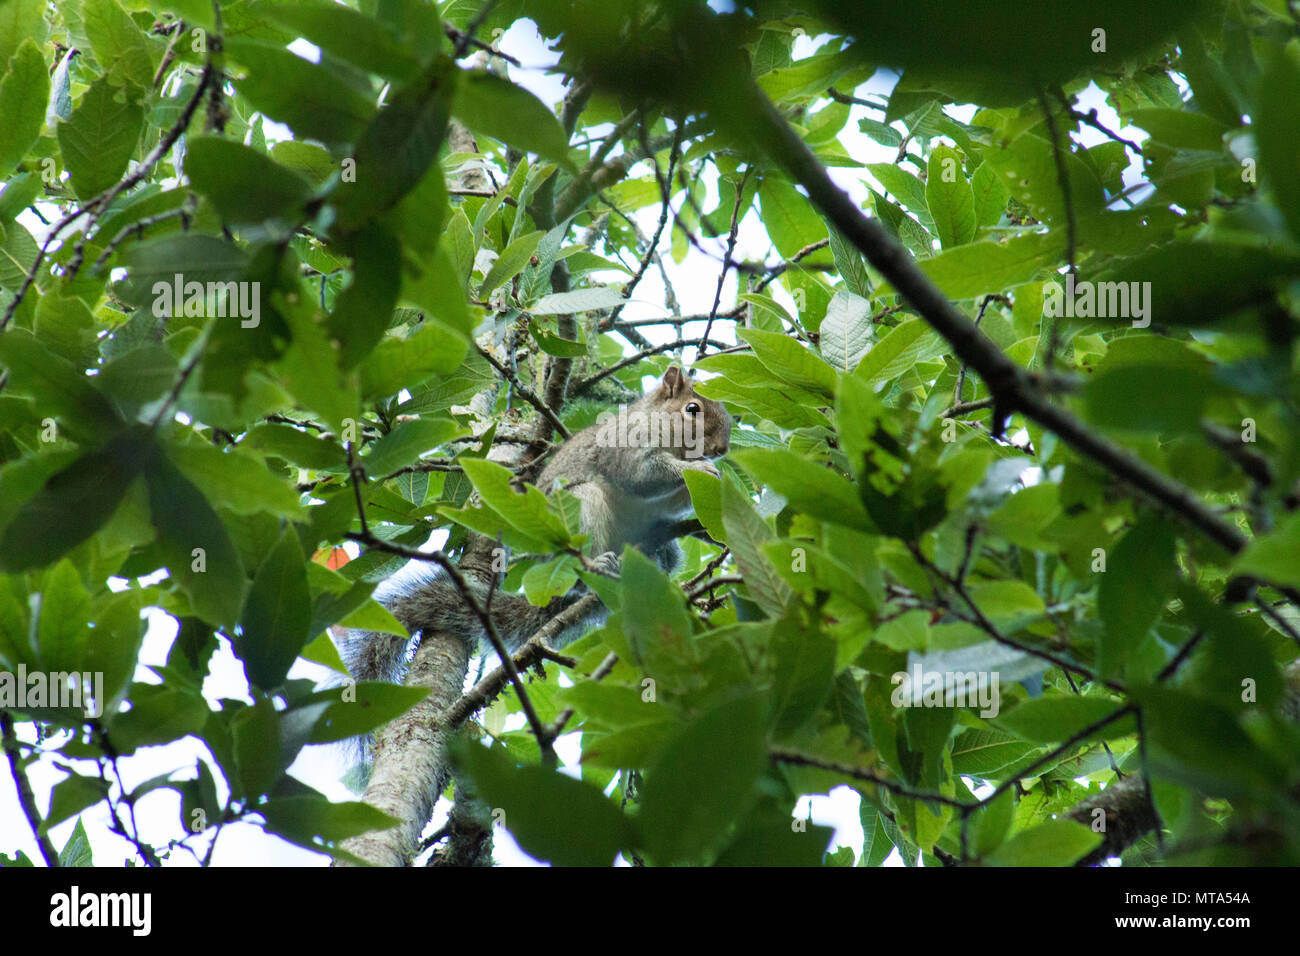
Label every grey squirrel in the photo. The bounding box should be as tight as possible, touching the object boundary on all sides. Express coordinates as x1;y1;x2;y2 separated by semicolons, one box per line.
340;363;732;685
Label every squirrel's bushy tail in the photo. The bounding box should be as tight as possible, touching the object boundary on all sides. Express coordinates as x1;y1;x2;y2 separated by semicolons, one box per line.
338;569;604;685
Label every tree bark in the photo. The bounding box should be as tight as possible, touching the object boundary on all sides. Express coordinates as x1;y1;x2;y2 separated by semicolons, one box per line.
336;628;471;867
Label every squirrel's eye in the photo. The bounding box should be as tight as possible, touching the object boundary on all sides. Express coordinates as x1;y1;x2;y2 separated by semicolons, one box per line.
685;402;701;415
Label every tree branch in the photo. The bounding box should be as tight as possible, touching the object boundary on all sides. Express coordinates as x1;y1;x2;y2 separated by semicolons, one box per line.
738;74;1300;605
1;712;58;867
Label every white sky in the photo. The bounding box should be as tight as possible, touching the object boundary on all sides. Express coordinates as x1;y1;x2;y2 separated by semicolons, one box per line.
0;19;1150;868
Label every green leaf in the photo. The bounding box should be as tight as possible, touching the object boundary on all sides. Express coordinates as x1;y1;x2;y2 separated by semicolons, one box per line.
528;316;586;356
738;327;838;397
82;0;155;88
972;787;1015;857
185;137;315;224
269;140;336;185
232;698;281;797
45;773;109;831
853;318;940;389
826;224;871;298
0;219;38;291
480;230;545;298
168;442;304;518
966;579;1045;631
1231;510;1300;592
1128;107;1229;150
521;554;579;605
362;417;465;476
236;527;311;690
759;175;827;259
1092;239;1300;327
260;796;398;854
1257;52;1300;240
730;447;874;532
334;59;454;230
96;344;178;407
985;819;1102;866
452;70;574;168
996;697;1132;743
1139;685;1286;799
119;234;249;309
108;681;211;754
925;144;976;248
263;4;421;81
982;128;1105;225
359;320;468;401
328;223;402;368
399;244;474;339
459;458;568;547
58;819;95;866
860;800;893;866
970;161;1009;228
0;0;43;74
866;163;933;229
694;375;830;430
0;171;39;221
619;547;694;676
0;39;48;173
721;476;792;617
918;232;1064;300
336;596;407;636
714;805;835;866
638;694;768;863
817;0;1204;106
950;728;1041;776
36;559;91;676
683;468;724;543
527;287;626;314
0;329;124;441
145;453;247;628
245;423;346;470
454;740;631;866
1084;361;1215;433
57;76;144;199
227;39;375;144
818;289;874;371
770;614;835;736
857;117;901;148
305;682;428;743
1097;513;1177;676
0;429;150;573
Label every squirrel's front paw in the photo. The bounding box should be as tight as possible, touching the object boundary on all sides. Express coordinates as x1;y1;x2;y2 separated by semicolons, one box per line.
591;551;621;576
683;458;720;478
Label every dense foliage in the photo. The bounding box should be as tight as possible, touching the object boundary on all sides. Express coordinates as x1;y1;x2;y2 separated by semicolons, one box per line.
2;0;1300;867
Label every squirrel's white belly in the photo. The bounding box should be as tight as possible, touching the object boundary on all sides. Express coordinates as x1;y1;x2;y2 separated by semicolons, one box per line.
588;478;691;554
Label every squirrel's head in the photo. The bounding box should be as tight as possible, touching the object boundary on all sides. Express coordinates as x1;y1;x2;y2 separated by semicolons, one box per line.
649;363;732;460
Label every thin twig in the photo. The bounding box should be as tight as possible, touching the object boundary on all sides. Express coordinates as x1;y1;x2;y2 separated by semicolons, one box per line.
571;337;734;394
610;120;681;324
475;344;571;439
1036;86;1075;372
699;167;751;358
1;713;58;867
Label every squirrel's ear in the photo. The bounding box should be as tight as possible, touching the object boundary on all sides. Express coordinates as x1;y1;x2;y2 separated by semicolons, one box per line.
660;363;687;398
